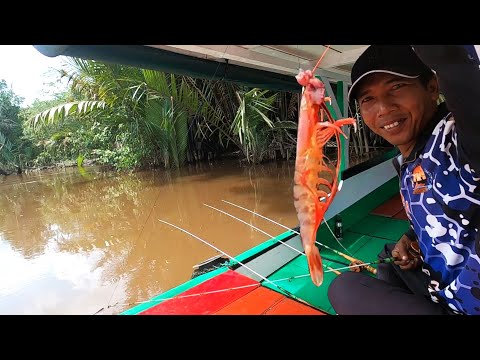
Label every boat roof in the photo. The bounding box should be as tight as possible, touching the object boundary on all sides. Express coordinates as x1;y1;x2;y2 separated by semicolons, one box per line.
33;45;368;93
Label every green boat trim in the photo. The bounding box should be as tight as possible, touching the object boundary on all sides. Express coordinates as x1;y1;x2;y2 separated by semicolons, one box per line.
121;229;297;315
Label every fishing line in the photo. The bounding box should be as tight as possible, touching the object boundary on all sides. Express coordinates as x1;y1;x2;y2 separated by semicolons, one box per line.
294;46;355;258
103;46;232;313
99;282;260;312
102;46;351;313
203;203;351;268
104;184;161;309
203;203;306;256
157;219;310;305
221;200;353;258
96;256;379;314
152;45;231;165
177;46;232;160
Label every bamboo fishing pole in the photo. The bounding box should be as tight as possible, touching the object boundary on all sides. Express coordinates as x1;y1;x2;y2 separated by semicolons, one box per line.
322;246;378;275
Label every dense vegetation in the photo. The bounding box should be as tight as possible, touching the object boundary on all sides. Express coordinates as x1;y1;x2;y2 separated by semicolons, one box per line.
0;57;388;175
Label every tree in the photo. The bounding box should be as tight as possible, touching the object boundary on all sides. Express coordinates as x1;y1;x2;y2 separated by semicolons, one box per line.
0;79;25;174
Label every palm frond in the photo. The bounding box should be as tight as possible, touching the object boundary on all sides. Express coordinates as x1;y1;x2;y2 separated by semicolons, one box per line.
30;101;107;130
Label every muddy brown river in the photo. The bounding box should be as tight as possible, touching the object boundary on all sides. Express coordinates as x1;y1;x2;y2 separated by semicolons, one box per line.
0;159;302;315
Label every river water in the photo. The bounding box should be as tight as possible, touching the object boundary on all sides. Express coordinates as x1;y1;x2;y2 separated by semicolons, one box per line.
0;159;301;315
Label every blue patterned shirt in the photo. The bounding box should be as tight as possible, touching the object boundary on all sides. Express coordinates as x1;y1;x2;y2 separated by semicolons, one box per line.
393;45;480;315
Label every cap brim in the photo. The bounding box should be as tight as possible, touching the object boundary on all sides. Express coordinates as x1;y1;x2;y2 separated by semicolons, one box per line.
347;70;419;102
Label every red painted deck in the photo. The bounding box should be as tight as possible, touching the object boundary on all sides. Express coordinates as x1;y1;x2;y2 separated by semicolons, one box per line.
139;269;259;315
215;286;284;315
140;270;326;315
370;193;407;219
264;297;324;315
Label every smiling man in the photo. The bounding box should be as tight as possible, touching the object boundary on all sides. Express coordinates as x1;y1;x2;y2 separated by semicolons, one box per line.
327;45;480;315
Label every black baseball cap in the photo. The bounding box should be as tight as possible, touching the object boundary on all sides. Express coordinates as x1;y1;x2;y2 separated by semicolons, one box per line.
348;45;434;101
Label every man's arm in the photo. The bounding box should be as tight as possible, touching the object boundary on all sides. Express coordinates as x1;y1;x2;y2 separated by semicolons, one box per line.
412;45;480;172
435;231;480;315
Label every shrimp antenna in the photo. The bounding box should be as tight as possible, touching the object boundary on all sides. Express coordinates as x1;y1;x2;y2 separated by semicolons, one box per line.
312;45;331;74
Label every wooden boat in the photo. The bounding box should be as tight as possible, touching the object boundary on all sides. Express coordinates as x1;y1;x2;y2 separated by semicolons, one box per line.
118;148;407;315
33;45;409;315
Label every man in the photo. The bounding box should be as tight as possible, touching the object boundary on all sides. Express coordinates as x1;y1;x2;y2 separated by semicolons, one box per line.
327;45;480;315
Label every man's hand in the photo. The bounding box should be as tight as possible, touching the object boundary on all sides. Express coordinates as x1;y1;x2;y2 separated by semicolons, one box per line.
392;234;422;270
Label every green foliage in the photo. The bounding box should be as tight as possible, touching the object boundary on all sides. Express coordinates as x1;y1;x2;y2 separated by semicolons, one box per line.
22;59;301;172
142;71;211;168
0;130;15;162
231;88;279;164
0;79;25;171
77;154;84;167
1;53;393;176
29;101;106;130
92;129;147;171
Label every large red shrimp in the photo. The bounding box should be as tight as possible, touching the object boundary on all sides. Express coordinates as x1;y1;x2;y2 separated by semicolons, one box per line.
293;54;356;286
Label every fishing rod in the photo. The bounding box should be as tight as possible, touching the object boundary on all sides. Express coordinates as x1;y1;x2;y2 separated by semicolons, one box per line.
272;256;397;282
221;199;379;275
203;203;306;257
222;199;351;257
204;203;357;272
157;219;313;306
93;246;394;314
94;256;382;313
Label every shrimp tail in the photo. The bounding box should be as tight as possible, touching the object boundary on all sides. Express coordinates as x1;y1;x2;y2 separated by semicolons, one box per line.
305;243;324;286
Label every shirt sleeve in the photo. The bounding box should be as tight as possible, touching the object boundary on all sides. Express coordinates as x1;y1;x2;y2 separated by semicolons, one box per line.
432;231;480;315
412;45;480;173
403;227;417;242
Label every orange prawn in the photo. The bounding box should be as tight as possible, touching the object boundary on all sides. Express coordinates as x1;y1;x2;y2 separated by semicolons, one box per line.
293;47;357;286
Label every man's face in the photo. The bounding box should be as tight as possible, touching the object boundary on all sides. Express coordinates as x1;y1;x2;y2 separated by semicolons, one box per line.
356;73;439;154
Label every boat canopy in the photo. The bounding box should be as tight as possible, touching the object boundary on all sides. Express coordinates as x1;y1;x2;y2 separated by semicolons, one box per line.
33;45;368;93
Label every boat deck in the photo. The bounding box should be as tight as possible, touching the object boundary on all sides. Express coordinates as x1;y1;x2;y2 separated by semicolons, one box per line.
123;182;410;315
138;269;326;315
262;192;409;315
